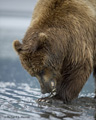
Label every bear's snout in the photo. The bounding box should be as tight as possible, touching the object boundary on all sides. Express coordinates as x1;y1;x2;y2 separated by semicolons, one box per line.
36;69;56;94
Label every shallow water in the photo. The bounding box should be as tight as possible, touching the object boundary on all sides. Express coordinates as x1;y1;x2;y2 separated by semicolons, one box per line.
0;2;96;119
0;81;95;120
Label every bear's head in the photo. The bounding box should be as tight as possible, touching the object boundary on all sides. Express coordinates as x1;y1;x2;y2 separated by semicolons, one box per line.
13;32;61;94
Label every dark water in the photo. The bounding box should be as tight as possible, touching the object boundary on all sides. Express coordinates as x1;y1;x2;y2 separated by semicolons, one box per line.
0;2;96;119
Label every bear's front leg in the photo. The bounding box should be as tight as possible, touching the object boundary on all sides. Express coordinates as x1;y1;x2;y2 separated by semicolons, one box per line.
93;67;96;99
94;79;96;99
56;62;92;103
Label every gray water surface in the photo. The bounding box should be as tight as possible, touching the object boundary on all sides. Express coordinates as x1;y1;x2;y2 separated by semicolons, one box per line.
0;1;96;119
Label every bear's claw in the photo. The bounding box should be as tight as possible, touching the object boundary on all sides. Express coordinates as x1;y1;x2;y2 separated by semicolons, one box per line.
37;89;57;103
37;97;52;103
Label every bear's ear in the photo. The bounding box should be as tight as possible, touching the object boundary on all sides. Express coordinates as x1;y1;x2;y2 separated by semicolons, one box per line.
13;40;22;54
27;33;47;53
36;33;48;51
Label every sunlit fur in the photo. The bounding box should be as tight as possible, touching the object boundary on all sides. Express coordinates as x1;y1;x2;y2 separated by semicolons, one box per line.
13;0;96;103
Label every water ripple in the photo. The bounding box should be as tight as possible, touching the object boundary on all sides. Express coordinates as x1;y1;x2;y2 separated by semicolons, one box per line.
0;82;96;120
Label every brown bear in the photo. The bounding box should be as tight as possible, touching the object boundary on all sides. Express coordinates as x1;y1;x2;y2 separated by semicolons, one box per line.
13;0;96;103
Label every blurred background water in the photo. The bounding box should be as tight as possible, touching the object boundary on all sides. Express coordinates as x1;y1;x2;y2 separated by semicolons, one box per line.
0;0;96;120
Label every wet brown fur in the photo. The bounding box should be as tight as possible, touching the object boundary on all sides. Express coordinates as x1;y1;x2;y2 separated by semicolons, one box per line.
13;0;96;103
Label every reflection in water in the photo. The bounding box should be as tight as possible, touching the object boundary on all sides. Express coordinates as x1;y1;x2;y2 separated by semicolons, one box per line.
0;82;96;120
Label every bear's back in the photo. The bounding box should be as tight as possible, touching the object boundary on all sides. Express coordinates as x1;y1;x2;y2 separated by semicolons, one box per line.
30;0;96;28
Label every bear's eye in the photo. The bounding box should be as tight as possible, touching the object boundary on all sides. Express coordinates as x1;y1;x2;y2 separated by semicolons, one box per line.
38;70;45;76
37;45;43;51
